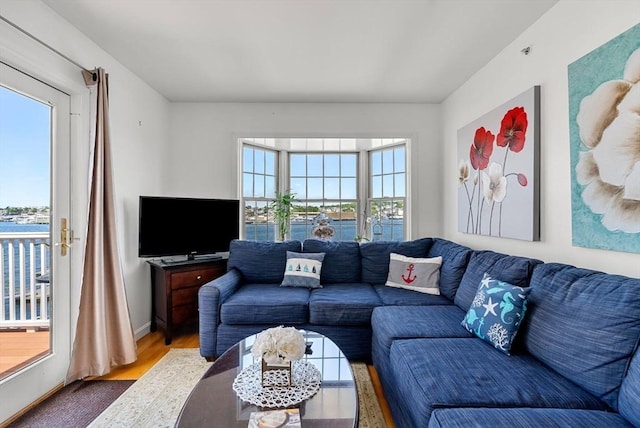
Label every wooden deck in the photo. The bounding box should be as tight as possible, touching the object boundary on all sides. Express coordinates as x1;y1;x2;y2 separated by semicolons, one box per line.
0;330;50;379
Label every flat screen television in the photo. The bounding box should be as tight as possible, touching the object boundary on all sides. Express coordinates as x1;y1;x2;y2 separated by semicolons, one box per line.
138;196;240;260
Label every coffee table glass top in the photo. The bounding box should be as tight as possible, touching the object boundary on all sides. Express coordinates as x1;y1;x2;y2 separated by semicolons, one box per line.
176;330;357;427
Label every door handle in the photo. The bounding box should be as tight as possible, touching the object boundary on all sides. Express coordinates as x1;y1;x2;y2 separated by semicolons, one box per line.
54;218;71;256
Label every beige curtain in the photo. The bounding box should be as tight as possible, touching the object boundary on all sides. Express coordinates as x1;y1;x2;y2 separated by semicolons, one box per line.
66;68;136;383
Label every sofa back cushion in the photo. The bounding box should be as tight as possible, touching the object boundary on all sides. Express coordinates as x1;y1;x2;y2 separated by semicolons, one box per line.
454;250;541;311
360;238;433;285
303;239;361;283
619;348;640;426
427;238;473;301
227;240;302;283
523;263;640;411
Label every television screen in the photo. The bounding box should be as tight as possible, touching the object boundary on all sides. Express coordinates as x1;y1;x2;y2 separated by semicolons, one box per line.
138;196;240;259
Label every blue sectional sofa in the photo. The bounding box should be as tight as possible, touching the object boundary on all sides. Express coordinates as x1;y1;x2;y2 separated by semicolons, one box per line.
199;237;439;360
198;237;640;427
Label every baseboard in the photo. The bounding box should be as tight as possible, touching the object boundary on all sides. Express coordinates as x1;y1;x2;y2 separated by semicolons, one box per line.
134;323;151;341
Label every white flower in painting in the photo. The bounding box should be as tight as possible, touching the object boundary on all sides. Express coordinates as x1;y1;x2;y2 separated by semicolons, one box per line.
487;323;509;350
481;162;508;204
458;159;471;184
575;47;640;233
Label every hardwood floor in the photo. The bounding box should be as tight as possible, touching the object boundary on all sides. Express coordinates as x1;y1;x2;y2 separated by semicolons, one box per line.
91;330;199;380
367;360;396;428
98;329;396;427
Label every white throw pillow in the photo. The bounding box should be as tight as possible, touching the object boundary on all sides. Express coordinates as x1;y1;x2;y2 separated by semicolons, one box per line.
385;253;442;295
281;251;325;289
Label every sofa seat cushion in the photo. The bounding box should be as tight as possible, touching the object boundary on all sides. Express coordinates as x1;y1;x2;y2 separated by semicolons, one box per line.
454;250;541;311
228;240;302;284
523;263;640;411
301;324;372;361
390;338;608;427
220;283;310;324
360;238;433;285
372;306;471;368
303;239;361;283
428;408;633;428
308;283;382;326
373;285;452;306
427;238;473;301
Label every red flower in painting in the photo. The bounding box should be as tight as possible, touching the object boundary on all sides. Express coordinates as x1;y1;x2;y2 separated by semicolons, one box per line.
497;106;528;152
469;127;495;170
517;173;528;186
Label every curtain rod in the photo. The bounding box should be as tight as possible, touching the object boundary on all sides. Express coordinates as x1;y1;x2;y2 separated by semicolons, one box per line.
0;15;97;81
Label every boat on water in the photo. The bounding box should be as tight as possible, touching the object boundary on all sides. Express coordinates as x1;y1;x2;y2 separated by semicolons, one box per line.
15;215;50;225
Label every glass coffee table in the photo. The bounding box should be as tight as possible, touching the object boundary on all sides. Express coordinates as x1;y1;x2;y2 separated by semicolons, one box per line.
176;330;358;427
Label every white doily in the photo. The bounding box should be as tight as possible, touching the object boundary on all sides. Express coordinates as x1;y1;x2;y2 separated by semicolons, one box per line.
232;360;321;408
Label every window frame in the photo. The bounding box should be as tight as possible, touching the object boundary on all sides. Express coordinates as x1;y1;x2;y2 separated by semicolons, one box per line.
239;138;409;242
368;144;407;241
288;151;359;241
241;143;279;241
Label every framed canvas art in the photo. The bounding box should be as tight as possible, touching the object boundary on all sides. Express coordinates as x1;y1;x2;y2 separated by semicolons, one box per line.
568;23;640;253
457;86;540;241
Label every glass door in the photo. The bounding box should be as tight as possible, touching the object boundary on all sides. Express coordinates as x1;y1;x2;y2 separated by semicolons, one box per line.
0;63;71;422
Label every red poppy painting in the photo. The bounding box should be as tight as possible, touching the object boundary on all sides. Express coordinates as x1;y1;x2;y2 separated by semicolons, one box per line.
470;127;495;170
457;86;540;241
497;106;528;153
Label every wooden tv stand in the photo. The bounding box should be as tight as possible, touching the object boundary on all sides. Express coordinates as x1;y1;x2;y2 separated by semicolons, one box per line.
148;257;227;345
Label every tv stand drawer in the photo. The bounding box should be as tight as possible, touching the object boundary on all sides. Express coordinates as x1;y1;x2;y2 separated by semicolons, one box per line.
171;266;225;289
173;287;199;307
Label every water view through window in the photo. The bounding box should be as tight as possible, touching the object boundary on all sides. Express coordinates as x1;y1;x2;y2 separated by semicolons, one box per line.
241;139;407;242
0;84;52;379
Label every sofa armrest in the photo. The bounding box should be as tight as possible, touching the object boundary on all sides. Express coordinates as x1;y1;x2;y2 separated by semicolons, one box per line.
198;268;243;358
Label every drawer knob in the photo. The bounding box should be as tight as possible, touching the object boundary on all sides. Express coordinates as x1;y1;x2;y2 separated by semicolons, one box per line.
197;275;202;280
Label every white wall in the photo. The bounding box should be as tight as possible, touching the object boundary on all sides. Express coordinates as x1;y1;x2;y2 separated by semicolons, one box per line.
0;0;171;341
167;102;442;240
442;0;640;278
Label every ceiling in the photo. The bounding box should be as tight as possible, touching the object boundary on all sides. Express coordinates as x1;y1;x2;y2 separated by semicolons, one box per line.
43;0;558;103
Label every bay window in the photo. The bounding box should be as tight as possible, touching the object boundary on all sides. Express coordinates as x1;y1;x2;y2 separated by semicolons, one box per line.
240;138;408;242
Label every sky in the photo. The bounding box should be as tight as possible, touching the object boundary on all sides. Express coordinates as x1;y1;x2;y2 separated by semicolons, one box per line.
0;85;51;208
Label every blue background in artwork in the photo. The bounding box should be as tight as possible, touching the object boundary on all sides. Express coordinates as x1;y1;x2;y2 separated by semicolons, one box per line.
568;23;640;254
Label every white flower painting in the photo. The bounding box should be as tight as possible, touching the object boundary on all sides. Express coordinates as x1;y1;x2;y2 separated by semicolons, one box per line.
569;23;640;253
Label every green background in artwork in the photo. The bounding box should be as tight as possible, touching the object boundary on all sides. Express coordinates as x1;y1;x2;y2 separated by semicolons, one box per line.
568;22;640;253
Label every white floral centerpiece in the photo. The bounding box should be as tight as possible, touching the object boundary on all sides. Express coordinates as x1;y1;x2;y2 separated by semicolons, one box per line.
252;326;306;365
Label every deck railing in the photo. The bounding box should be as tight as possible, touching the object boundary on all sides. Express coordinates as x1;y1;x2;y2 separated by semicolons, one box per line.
0;232;50;328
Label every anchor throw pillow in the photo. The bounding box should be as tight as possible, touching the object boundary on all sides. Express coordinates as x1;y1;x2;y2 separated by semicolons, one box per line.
281;251;325;289
461;273;531;355
385;253;442;295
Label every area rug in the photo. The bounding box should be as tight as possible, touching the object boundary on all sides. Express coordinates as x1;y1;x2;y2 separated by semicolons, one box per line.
91;348;386;427
7;380;135;428
352;362;387;428
89;348;212;428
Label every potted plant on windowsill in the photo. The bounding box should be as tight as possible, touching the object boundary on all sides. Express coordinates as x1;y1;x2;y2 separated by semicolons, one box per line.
271;192;295;241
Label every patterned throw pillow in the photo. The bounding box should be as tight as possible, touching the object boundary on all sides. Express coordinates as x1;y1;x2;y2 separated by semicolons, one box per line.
461;273;531;355
385;253;442;295
281;251;325;289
